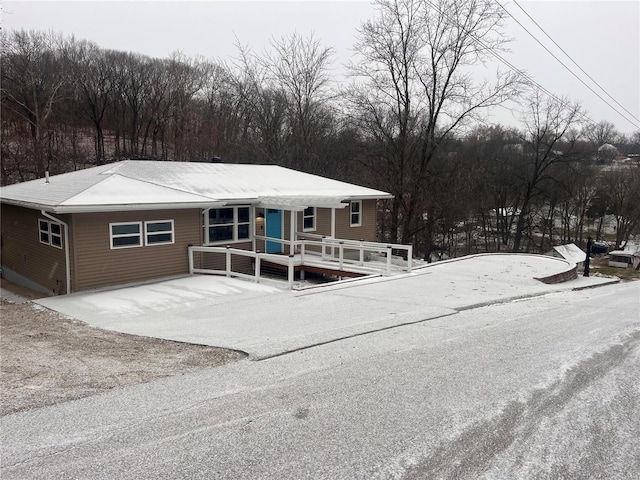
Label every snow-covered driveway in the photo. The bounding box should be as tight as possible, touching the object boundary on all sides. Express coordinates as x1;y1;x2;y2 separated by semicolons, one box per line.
35;254;616;359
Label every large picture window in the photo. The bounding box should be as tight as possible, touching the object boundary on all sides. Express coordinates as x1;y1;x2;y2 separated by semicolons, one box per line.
303;207;316;232
110;222;142;249
145;220;174;246
38;219;62;249
350;201;362;227
205;206;250;244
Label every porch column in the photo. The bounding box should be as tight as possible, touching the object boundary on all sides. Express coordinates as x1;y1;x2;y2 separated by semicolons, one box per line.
331;207;336;258
290;209;296;255
251;205;256;252
331;208;336;238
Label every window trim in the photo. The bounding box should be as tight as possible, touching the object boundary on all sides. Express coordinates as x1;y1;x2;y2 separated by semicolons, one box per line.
110;221;143;249
144;220;174;246
302;206;316;232
38;219;63;249
204;206;251;245
350;201;362;227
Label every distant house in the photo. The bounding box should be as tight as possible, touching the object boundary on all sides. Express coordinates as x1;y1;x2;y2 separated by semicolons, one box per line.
597;143;619;162
608;244;640;270
0;161;393;295
546;243;587;271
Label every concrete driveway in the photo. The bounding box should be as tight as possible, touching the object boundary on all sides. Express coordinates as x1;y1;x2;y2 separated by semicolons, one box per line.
35;254;617;359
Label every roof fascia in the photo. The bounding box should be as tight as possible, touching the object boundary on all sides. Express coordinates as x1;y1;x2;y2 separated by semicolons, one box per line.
34;202;225;214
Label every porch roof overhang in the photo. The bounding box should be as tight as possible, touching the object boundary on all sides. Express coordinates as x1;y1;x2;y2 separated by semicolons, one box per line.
257;196;350;211
257;195;392;211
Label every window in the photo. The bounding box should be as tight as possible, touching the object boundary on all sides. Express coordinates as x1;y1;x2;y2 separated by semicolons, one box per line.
205;206;250;244
145;220;174;246
38;219;63;248
350;201;362;227
303;207;316;232
110;222;142;249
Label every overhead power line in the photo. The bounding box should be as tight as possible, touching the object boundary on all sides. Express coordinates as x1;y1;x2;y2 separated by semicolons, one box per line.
421;0;599;128
497;0;639;130
512;0;639;125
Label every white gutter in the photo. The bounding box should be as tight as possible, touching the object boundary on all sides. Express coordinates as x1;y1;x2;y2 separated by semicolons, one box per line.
41;210;71;295
1;199;227;214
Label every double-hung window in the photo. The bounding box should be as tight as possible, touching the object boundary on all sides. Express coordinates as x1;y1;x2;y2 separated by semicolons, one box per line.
303;207;316;232
145;220;174;246
110;222;142;249
38;219;62;248
110;220;175;249
350;201;362;227
205;206;250;244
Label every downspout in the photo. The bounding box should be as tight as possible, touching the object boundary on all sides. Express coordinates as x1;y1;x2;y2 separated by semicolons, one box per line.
41;210;71;295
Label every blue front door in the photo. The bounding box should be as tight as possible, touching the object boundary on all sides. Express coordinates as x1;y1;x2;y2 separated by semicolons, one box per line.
266;209;283;253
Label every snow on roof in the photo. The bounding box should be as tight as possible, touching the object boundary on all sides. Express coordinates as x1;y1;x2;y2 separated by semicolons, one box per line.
0;160;392;213
550;243;586;264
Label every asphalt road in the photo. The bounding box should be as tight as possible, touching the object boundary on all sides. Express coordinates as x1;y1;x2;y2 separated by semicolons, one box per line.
2;282;639;479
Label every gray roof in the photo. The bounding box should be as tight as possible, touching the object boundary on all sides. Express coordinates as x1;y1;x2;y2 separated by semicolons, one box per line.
0;161;392;213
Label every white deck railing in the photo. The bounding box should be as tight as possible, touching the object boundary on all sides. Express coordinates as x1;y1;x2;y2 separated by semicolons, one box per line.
189;235;413;290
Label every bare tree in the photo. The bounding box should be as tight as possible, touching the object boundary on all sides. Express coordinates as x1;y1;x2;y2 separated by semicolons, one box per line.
599;169;640;249
583;120;619;147
511;90;584;252
261;32;335;171
346;0;520;246
64;39;116;165
1;30;67;177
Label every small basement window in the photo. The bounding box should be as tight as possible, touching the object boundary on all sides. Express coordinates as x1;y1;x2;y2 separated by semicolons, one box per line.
38;219;63;249
110;222;142;249
145;220;174;246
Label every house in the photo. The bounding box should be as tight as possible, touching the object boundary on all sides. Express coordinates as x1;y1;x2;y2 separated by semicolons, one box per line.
608;244;640;270
546;243;587;271
0;160;394;295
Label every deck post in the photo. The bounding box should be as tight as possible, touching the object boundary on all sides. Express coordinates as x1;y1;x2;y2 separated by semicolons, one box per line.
300;239;306;280
226;245;231;278
188;246;194;275
288;254;295;289
386;246;392;275
407;245;413;272
339;242;344;269
321;236;326;260
255;252;261;283
359;239;364;265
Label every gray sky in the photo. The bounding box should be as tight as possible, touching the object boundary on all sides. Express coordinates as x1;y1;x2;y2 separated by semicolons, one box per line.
2;0;639;134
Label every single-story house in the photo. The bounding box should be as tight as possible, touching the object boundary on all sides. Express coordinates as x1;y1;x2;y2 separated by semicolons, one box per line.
0;160;393;295
546;243;587;271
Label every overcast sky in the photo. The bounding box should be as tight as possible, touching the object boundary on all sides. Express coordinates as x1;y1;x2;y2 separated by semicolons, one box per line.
2;0;639;134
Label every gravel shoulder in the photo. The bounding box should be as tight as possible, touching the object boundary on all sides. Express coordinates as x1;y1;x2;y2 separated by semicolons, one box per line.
0;281;245;416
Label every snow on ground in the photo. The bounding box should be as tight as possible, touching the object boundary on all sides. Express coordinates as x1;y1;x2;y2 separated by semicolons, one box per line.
36;254;618;359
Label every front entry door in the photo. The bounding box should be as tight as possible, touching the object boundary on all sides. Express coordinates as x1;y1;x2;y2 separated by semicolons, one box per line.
266;209;283;253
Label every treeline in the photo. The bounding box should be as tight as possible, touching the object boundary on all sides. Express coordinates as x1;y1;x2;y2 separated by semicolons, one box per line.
2;0;639;256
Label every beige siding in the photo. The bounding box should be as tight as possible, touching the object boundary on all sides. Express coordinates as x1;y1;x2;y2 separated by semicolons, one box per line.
335;200;377;241
293;200;378;242
1;205;69;294
200;241;254;272
72;209;202;291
